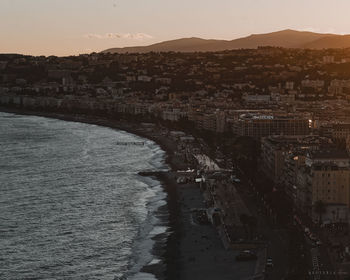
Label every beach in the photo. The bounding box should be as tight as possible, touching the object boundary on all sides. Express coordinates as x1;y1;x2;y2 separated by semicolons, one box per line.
0;107;257;280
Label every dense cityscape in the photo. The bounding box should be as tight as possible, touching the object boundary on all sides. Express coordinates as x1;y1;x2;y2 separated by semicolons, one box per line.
1;47;350;279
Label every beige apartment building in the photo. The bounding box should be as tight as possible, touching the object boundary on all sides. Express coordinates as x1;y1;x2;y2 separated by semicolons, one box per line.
332;123;350;141
295;150;350;223
311;163;350;207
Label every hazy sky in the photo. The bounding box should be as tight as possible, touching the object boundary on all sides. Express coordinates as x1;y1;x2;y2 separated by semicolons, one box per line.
1;0;350;56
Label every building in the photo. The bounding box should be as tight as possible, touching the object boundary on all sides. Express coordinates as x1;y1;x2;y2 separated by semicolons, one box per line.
261;136;291;185
233;114;309;138
283;153;306;203
328;80;350;96
285;81;294;90
301;79;325;89
332;124;350;142
347;136;350;154
189;110;226;133
294;149;350;223
162;108;187;122
323;56;335;64
137;75;152;82
261;135;331;186
311;163;350;207
242;93;271;103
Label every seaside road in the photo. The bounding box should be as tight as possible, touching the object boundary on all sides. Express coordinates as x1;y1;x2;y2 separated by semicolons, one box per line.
176;178;257;280
264;229;289;280
234;179;289;280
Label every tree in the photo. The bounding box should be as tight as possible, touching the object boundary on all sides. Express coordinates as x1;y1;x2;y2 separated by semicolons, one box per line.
247;215;258;239
239;213;249;239
314;200;327;225
332;210;336;223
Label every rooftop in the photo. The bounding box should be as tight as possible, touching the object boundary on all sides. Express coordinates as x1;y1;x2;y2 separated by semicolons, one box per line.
309;149;349;160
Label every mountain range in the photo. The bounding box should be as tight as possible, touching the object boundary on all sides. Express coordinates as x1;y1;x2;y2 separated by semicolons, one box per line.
102;29;350;54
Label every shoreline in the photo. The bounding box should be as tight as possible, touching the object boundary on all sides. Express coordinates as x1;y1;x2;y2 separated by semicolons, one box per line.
0;107;185;280
1;107;259;280
0;107;181;170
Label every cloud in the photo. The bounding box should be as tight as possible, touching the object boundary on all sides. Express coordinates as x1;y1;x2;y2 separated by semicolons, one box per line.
84;33;153;40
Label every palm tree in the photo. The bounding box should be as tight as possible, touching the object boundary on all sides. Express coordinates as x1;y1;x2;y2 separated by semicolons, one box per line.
331;210;336;223
239;213;249;238
247;215;258;239
314;200;326;225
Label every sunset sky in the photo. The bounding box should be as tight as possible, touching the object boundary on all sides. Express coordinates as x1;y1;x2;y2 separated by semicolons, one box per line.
1;0;350;56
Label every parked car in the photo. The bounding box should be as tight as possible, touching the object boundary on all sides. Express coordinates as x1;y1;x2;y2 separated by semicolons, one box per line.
316;239;322;246
266;257;274;268
176;176;187;184
309;233;317;242
231;175;241;183
236;250;257;261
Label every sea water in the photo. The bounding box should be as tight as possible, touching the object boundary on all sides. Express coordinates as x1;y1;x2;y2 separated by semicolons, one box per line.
0;112;169;280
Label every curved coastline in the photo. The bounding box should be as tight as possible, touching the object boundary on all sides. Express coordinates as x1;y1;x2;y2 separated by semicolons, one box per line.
0;108;178;168
0;107;183;280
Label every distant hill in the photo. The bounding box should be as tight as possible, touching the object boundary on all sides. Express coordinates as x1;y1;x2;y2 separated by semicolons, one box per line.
302;35;350;49
102;29;348;54
103;37;229;54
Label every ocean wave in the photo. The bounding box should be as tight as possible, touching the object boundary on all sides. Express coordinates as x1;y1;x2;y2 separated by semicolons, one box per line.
124;160;169;280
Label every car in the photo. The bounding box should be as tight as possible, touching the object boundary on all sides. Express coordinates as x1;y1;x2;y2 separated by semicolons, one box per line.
309;233;317;242
316;240;322;246
235;250;258;261
266;257;274;268
176;176;187;184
